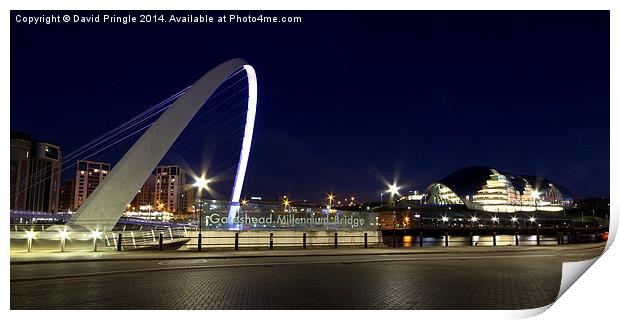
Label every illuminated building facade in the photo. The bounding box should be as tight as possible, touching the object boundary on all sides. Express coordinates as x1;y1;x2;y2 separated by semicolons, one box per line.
27;142;62;212
131;175;156;209
10;132;32;210
58;179;75;212
74;160;111;208
154;165;186;213
425;166;573;213
10;132;62;212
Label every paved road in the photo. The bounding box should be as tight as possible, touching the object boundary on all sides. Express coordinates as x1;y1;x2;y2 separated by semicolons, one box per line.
10;245;604;310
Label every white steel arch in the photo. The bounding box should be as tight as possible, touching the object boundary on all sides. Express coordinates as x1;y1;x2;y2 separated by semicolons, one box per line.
68;58;257;231
227;65;257;227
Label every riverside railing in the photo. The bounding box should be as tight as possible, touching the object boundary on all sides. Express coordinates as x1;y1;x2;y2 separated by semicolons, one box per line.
10;224;606;253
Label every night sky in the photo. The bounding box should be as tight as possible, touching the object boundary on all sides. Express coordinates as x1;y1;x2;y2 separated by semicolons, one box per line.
10;11;610;202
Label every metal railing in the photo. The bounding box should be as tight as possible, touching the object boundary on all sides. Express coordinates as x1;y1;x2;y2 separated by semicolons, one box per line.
10;223;605;253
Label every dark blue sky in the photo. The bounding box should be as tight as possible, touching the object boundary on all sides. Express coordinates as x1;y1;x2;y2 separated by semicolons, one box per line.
11;11;609;202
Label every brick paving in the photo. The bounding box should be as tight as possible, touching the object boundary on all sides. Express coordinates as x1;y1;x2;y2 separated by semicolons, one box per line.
11;256;565;310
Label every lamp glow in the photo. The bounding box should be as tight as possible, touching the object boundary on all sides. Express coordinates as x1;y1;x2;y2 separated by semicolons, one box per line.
387;183;400;196
193;176;210;191
59;228;69;240
92;230;102;239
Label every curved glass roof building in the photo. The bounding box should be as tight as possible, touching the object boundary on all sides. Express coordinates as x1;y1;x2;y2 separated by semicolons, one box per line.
425;166;573;213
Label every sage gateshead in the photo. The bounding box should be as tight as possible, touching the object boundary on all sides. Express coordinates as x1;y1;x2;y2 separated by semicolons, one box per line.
425;166;573;213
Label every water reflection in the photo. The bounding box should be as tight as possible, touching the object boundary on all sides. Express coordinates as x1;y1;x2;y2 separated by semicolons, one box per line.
384;234;599;247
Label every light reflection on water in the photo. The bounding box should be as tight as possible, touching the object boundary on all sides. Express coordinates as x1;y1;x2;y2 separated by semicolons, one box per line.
385;234;597;247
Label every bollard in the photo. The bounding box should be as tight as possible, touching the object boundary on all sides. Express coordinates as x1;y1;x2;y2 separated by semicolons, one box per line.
117;233;122;252
444;231;449;247
469;232;473;246
27;237;32;253
557;232;561;245
235;232;239;250
158;232;163;251
492;232;497;246
558;232;563;245
334;232;338;248
515;232;519;246
303;233;307;249
269;233;274;250
364;232;368;248
419;232;423;247
392;232;396;248
197;233;202;252
536;230;541;245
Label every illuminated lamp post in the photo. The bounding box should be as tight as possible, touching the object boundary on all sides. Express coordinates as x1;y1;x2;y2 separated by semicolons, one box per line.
491;216;499;228
92;229;102;252
25;229;34;253
441;216;449;228
193;175;210;240
283;196;290;213
327;193;334;209
511;216;518;229
59;228;69;252
471;216;478;228
387;183;400;248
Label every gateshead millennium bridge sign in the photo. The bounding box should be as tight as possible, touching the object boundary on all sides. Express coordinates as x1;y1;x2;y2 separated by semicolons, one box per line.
203;209;377;231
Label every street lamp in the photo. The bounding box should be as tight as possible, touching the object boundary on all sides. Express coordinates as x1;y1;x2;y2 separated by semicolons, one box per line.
529;216;536;229
25;229;35;253
59;228;69;252
193;175;211;238
471;216;478;228
386;183;400;247
327;193;334;209
491;216;499;228
91;229;102;252
532;190;540;214
283;196;290;212
510;217;518;223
